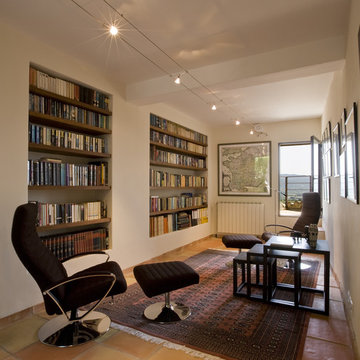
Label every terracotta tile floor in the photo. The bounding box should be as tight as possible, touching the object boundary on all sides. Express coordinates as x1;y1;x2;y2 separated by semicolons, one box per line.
0;236;357;360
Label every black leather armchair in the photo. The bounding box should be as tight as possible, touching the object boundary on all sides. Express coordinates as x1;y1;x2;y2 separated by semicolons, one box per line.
11;203;127;347
262;192;321;241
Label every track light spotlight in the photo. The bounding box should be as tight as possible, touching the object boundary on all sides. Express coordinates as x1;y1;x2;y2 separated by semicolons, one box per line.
174;75;181;85
211;104;217;111
250;129;254;135
109;25;119;36
235;120;240;126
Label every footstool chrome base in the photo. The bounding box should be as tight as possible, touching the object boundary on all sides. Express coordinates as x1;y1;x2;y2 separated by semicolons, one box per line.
144;292;191;322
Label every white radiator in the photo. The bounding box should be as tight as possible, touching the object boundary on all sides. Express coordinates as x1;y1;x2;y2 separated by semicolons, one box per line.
217;202;265;235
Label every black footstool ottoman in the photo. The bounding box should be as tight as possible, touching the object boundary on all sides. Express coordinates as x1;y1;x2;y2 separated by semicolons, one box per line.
222;234;262;252
133;261;199;323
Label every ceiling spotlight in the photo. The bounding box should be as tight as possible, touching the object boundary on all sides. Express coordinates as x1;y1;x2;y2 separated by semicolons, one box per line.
235;120;240;126
174;75;181;85
250;129;254;135
211;104;217;111
109;25;119;36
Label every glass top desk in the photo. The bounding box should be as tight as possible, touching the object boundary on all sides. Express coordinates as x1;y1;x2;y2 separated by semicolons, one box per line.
263;236;330;315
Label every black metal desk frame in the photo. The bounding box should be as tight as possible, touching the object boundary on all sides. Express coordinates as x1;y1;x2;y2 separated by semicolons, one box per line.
263;236;330;315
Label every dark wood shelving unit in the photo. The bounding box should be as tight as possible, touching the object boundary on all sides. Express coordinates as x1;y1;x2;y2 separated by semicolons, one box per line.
29;185;111;191
150;205;208;217
29;111;111;135
29;65;113;256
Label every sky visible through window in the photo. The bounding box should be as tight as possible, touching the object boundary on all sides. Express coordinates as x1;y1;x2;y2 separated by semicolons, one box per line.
280;144;311;176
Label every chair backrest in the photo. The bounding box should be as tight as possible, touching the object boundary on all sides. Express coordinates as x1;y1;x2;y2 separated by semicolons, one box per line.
11;203;67;313
292;192;321;233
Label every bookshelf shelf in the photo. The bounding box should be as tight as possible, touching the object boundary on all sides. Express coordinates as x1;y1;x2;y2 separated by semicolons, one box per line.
150;160;206;171
150;205;207;217
29;111;111;135
37;217;111;232
150;141;207;158
28;65;112;258
150;186;207;191
149;113;208;237
29;85;112;116
150;125;207;147
29;185;111;191
29;143;111;158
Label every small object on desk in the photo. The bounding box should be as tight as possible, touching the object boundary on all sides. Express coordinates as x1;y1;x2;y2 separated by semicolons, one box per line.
269;236;294;248
307;224;318;248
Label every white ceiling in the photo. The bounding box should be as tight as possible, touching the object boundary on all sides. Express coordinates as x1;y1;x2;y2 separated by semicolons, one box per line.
0;0;350;127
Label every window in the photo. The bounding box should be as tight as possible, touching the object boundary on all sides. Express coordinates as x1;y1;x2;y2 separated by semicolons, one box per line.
279;142;312;216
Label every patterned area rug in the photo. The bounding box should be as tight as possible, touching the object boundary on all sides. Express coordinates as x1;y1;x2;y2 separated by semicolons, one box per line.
98;250;319;360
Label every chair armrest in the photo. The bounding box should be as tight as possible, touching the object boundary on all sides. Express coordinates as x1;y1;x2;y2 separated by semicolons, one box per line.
43;271;116;321
60;251;110;263
44;271;115;293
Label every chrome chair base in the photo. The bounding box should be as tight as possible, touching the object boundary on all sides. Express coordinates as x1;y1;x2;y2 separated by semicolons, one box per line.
38;310;110;347
144;301;191;323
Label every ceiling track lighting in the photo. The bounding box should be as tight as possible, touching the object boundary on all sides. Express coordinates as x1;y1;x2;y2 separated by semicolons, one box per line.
72;0;246;124
109;25;119;36
250;124;268;137
235;120;240;126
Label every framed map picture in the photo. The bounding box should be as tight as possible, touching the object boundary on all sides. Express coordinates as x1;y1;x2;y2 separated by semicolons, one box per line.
218;141;271;196
345;103;359;204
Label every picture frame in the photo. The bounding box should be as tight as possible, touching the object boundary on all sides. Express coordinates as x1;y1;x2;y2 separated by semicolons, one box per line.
218;141;271;196
332;122;340;177
323;177;331;204
340;108;347;149
339;147;347;198
345;103;359;204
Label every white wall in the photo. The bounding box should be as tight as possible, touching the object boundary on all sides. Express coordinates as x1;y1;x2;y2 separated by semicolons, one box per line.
0;20;211;318
321;0;360;352
209;118;321;234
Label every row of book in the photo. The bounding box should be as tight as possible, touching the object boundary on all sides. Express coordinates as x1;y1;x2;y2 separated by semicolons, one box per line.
29;93;110;129
150;130;206;155
29;67;110;111
150;113;207;145
150;193;207;213
149;208;208;237
29;123;107;153
150;169;207;188
28;159;108;187
150;147;206;169
41;228;108;260
37;201;105;226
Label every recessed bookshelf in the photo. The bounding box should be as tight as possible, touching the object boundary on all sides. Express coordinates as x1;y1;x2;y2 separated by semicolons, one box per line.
149;113;208;237
28;65;112;258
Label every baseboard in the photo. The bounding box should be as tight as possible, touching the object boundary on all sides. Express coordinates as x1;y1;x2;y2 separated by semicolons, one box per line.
0;302;45;330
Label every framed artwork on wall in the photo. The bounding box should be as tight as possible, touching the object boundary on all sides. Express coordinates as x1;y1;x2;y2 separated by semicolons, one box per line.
218;141;271;196
339;147;347;198
332;122;340;177
345;102;359;204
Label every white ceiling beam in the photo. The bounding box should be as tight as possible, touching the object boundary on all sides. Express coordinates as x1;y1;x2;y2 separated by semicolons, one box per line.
126;35;345;105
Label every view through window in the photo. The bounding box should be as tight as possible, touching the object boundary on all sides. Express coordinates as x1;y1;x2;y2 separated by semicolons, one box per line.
279;142;311;216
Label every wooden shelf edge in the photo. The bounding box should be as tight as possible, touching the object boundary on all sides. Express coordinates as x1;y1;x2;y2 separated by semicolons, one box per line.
29;143;111;158
149;221;209;238
29;85;112;116
37;217;111;232
150;125;207;147
150;161;207;171
29;111;111;135
150;141;207;158
150;205;208;216
29;185;111;190
150;186;207;190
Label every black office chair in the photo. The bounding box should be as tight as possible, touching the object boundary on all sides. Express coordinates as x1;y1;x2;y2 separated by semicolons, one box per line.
262;192;321;241
11;203;127;347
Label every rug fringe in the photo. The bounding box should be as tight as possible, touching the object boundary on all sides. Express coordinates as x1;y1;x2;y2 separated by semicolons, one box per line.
111;322;224;360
